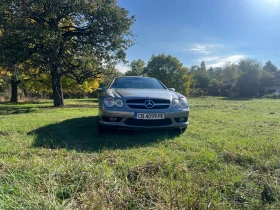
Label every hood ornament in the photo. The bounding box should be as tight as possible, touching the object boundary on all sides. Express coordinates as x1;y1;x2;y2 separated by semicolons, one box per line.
144;100;154;108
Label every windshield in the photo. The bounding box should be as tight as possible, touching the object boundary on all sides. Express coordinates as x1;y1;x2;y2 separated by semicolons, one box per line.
110;77;166;89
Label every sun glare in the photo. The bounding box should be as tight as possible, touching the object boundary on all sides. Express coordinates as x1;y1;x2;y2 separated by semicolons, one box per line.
253;0;280;11
267;0;280;4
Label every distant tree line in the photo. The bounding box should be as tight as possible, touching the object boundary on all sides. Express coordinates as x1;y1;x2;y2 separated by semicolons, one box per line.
191;59;279;97
123;55;280;98
0;1;279;103
2;50;279;101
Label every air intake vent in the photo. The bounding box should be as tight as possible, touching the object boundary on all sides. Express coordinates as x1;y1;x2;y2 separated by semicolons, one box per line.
125;118;172;126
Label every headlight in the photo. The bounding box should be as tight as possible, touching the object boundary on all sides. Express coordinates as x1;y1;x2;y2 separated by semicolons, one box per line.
104;97;115;107
173;98;188;109
115;99;124;108
103;97;124;108
172;99;180;109
179;98;188;108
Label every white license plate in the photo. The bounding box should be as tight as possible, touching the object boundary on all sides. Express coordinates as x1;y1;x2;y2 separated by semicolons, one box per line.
135;113;164;120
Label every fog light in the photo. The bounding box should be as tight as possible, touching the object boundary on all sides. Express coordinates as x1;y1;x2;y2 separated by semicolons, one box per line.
178;117;185;122
110;117;117;122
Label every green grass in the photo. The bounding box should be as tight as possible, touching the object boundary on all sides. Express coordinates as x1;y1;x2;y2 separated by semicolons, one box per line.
0;97;279;209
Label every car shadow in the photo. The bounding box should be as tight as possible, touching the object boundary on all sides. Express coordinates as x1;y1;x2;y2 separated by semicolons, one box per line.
29;116;181;152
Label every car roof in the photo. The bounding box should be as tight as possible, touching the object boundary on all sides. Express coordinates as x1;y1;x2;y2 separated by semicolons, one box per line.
114;76;153;79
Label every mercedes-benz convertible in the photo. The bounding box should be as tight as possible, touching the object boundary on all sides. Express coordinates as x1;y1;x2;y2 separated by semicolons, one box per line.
98;76;190;132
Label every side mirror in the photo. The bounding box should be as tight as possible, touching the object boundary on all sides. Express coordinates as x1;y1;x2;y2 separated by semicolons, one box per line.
98;87;107;91
169;88;175;92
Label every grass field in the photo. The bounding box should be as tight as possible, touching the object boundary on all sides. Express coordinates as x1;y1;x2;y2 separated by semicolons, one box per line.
0;97;279;209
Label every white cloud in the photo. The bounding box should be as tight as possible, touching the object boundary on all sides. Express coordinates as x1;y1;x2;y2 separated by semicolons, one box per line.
221;55;245;63
197;56;220;62
184;44;224;55
115;64;131;73
207;55;245;68
186;42;245;67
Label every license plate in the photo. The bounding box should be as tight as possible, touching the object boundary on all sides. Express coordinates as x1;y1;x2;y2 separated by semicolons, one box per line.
135;113;164;120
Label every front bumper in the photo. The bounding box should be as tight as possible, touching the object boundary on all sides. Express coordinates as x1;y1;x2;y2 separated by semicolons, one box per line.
99;108;189;130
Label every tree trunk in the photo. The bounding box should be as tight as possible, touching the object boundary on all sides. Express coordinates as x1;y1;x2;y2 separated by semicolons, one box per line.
10;76;18;103
51;68;64;107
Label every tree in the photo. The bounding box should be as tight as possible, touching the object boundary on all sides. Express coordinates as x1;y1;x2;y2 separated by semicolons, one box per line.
219;63;239;96
24;72;103;98
125;59;145;76
192;71;210;90
236;59;262;97
208;79;221;96
0;14;33;102
214;67;223;79
191;61;210;91
207;67;215;79
0;67;9;94
259;71;275;95
99;68;124;88
144;54;192;95
189;65;199;73
0;64;32;102
0;0;135;106
238;59;262;74
263;61;278;73
200;61;207;72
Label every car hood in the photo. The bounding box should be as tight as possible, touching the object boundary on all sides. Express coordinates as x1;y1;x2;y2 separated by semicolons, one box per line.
105;89;184;101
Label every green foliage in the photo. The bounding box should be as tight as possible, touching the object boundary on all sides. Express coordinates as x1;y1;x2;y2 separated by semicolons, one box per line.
145;54;192;95
125;59;146;76
200;61;207;71
0;73;10;100
99;68;124;88
263;61;278;73
189;61;211;95
238;59;262;74
192;68;210;90
0;98;280;208
235;59;262;97
262;92;280;99
207;67;215;78
259;71;275;94
24;73;102;98
189;59;279;98
217;63;239;97
189;65;200;73
222;63;239;86
0;0;135;106
208;78;221;96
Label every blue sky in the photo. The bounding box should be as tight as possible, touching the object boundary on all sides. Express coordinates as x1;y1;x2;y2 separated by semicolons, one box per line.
116;0;280;73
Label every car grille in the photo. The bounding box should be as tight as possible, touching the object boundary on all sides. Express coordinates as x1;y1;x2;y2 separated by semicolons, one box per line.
125;118;172;126
126;99;170;109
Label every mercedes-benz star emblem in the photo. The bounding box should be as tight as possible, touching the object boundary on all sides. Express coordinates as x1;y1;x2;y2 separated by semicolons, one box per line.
144;100;154;108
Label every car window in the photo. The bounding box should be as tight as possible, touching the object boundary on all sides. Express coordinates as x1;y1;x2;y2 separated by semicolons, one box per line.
110;77;166;89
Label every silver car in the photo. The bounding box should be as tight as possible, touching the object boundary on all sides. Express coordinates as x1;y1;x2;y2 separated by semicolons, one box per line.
98;76;189;132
